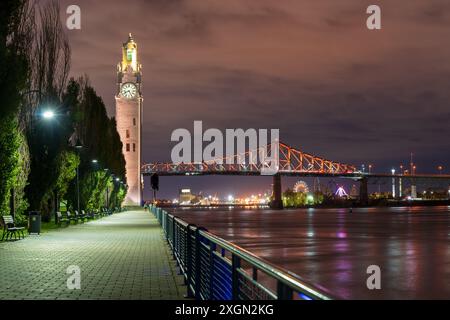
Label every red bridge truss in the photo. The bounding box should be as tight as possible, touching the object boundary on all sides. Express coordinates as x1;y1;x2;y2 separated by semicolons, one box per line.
141;142;356;176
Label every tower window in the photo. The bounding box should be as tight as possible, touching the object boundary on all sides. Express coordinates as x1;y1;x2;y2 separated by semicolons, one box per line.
126;130;130;138
126;143;130;152
133;118;136;126
133;143;136;152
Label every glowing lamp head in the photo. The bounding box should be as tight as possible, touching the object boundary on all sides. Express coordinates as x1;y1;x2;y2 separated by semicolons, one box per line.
42;110;55;119
391;169;396;175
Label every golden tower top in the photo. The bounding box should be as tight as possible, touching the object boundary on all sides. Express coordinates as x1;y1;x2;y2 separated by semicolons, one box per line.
121;33;140;72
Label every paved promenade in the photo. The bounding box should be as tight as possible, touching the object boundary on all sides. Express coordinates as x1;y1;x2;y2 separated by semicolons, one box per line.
0;210;185;300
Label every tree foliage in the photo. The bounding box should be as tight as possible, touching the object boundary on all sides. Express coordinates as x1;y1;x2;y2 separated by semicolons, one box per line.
1;1;127;222
282;189;324;207
0;0;32;219
66;78;127;212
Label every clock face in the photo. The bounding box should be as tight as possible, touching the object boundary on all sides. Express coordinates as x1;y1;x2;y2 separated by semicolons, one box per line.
121;83;137;99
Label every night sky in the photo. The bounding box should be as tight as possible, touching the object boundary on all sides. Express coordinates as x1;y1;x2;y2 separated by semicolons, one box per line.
61;0;450;199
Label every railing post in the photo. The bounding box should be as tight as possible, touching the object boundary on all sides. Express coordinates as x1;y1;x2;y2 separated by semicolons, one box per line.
252;267;258;281
231;254;241;300
172;217;177;260
209;242;216;300
164;213;168;238
277;281;293;300
194;228;202;300
186;225;195;296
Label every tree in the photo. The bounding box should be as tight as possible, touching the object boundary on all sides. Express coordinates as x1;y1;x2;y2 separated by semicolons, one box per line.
24;0;74;220
0;0;33;219
1;1;127;221
66;77;127;212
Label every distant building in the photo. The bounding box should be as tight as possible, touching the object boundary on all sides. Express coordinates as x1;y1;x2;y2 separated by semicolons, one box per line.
179;188;196;204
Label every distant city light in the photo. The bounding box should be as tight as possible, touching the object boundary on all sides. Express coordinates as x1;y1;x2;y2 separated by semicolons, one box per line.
228;195;234;202
92;159;98;163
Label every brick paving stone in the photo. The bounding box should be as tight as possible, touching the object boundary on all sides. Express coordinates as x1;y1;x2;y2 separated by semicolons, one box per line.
0;210;186;300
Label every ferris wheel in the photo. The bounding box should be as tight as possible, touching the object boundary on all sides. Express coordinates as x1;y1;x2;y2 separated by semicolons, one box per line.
293;180;309;193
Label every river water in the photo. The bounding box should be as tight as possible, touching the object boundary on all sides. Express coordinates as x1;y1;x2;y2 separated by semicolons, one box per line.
168;205;450;299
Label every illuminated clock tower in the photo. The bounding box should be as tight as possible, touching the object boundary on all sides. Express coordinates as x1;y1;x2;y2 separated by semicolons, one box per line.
115;33;143;206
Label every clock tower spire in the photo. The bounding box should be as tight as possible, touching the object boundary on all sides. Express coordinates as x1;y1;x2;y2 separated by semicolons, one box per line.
115;33;143;206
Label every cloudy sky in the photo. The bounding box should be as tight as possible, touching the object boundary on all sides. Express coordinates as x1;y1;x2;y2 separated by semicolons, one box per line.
60;0;450;198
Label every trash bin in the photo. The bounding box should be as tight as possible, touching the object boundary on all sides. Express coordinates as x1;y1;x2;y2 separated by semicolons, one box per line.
28;211;41;235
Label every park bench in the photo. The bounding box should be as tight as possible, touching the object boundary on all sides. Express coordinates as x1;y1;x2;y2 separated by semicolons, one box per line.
89;210;99;219
56;212;70;226
81;210;92;221
85;210;96;220
75;210;86;222
66;211;79;224
1;215;25;241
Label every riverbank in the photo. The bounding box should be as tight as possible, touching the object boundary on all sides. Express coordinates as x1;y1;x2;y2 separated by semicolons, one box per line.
157;199;450;210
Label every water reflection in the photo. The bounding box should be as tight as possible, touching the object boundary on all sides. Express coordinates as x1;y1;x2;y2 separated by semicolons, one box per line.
170;206;450;299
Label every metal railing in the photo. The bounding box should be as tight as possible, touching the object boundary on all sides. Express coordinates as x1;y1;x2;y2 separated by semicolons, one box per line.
150;205;333;300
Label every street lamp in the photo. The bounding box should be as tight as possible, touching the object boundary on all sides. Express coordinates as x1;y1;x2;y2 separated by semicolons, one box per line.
92;159;98;164
438;166;443;175
42;110;55;119
368;164;372;174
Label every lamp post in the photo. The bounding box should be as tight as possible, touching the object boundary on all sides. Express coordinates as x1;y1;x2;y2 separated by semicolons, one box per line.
41;108;59;223
75;139;83;215
104;168;109;209
438;165;443;175
391;168;396;199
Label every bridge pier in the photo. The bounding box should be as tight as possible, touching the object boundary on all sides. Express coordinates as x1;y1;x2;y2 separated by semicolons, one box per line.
410;177;417;198
359;177;368;206
270;174;284;210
